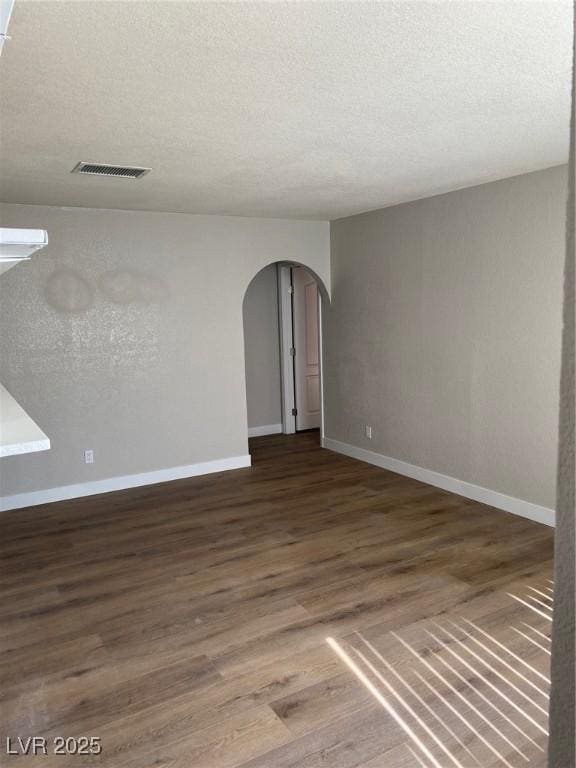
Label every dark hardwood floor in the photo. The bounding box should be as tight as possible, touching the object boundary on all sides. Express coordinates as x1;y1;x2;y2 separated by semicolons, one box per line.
0;433;553;767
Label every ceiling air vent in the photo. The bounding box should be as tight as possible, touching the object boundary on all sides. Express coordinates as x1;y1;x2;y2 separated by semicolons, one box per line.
71;162;151;179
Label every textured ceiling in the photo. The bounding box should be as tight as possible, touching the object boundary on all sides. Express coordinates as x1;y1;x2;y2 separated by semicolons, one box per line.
0;1;572;220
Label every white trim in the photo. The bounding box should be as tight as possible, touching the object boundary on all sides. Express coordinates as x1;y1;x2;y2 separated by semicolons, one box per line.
248;423;282;438
322;437;555;527
0;454;252;512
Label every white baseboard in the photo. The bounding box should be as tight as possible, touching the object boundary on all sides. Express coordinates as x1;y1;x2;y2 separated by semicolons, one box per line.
248;423;283;438
0;454;252;513
322;437;555;527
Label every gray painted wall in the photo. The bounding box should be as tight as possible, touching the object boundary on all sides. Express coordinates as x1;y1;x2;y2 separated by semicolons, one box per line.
325;166;567;509
0;205;329;498
243;265;282;429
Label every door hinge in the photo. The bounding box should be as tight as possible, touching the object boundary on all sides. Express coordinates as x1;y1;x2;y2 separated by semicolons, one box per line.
291;407;298;416
287;285;294;294
289;347;296;357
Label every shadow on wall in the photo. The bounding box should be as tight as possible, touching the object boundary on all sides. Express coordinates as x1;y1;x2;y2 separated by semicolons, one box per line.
44;268;169;313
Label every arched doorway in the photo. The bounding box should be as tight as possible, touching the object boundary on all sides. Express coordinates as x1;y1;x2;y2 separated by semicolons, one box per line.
242;261;329;451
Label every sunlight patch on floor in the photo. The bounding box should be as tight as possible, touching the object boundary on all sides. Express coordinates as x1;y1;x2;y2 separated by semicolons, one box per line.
327;582;552;767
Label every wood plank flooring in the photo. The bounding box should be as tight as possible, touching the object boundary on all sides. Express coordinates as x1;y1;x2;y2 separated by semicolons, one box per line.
0;432;553;767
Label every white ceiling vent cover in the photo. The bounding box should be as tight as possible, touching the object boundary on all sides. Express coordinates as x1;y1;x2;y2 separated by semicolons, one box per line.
71;162;151;179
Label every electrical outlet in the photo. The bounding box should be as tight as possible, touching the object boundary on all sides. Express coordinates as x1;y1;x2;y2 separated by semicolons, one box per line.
84;449;94;464
365;425;372;439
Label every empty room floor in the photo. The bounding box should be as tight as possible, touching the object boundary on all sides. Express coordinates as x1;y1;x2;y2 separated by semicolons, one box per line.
0;433;553;768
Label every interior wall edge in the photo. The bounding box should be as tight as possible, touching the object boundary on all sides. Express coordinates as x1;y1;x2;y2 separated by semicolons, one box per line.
0;454;252;513
322;436;555;527
548;5;576;763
